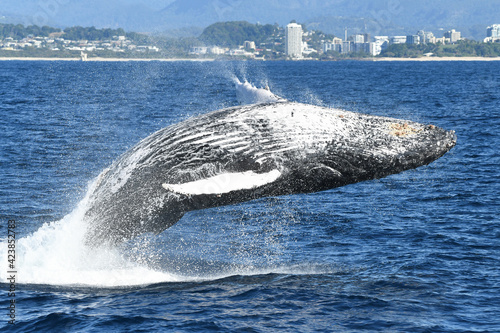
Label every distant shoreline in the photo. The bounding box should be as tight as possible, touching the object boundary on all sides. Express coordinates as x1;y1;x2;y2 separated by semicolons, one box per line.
0;57;215;62
1;56;500;62
372;56;500;61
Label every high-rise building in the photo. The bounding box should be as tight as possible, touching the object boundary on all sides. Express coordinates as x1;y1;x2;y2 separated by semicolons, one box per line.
371;36;389;56
353;34;365;43
487;24;500;38
285;23;303;58
353;42;370;54
243;41;256;50
417;30;435;44
406;35;420;44
322;37;342;53
391;36;407;44
341;41;352;54
444;29;461;43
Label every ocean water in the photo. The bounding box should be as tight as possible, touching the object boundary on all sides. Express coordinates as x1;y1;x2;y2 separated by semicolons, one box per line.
0;59;499;332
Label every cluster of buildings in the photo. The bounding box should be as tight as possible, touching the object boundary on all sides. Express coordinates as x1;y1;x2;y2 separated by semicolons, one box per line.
358;29;462;57
305;27;464;58
287;24;500;59
190;22;500;60
485;24;500;42
189;40;266;58
0;34;159;54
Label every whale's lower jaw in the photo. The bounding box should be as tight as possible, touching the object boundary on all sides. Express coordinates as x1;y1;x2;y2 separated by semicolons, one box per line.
83;101;456;245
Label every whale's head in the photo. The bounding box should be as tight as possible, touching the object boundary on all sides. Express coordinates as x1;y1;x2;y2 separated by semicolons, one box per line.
84;101;456;244
257;102;457;194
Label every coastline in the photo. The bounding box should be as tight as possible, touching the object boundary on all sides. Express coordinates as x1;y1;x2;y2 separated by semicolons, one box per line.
0;57;215;62
1;56;500;62
372;56;500;61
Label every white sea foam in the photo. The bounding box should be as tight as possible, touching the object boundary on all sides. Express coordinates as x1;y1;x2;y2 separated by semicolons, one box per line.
0;178;324;287
0;181;184;287
0;170;326;288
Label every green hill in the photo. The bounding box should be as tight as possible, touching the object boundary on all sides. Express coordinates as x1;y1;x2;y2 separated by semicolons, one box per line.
199;21;278;48
380;40;500;58
0;23;61;39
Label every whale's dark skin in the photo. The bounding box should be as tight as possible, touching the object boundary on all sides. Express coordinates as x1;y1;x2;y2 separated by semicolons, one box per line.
83;101;456;245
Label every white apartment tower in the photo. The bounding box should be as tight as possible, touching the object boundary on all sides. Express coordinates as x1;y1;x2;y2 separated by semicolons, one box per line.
444;29;461;43
487;24;500;38
286;23;303;58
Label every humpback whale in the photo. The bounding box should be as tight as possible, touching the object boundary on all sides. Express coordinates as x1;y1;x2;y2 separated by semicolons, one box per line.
83;93;456;245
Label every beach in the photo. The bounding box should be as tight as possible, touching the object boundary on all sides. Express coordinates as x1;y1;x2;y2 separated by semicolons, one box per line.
373;56;500;61
0;57;215;62
1;56;500;62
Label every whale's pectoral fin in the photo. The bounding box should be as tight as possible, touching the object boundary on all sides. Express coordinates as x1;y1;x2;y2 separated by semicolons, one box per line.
308;164;343;178
162;169;282;196
280;162;347;194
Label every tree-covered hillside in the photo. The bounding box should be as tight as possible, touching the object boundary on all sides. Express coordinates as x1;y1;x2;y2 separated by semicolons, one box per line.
62;26;127;41
380;40;500;58
61;26;153;43
0;23;152;43
0;24;61;39
199;21;278;48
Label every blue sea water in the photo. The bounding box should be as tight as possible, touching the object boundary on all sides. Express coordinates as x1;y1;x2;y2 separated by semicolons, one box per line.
0;59;499;332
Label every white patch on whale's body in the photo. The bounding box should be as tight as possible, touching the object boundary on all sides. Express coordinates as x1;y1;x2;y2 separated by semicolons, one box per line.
162;169;281;195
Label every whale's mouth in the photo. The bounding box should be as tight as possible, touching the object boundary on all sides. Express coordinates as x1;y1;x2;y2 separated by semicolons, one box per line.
445;130;457;149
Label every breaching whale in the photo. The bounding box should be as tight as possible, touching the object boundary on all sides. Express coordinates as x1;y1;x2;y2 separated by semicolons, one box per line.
83;96;456;245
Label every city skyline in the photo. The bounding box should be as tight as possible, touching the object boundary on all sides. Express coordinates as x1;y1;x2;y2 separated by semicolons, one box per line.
2;20;499;60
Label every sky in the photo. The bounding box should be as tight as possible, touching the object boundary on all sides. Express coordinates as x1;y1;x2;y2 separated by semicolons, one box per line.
1;0;173;28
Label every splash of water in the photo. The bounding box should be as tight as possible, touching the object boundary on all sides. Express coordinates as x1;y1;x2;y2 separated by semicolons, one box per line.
0;180;184;287
233;78;285;104
212;61;283;104
0;177;335;287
